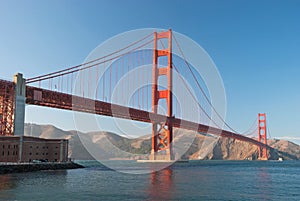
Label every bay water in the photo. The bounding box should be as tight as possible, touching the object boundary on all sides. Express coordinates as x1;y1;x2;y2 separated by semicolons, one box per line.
0;160;299;201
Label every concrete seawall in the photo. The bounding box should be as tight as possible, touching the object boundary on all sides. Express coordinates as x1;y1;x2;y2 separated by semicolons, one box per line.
0;162;84;174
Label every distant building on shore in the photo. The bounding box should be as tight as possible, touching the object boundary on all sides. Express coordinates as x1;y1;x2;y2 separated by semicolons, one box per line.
0;136;68;163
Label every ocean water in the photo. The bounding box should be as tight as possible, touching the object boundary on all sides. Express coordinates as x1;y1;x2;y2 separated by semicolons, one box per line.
0;160;299;201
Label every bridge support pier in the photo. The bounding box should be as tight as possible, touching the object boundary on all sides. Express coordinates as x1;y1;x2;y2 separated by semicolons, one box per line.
150;122;173;161
13;73;26;136
150;29;174;161
258;113;268;160
0;80;15;136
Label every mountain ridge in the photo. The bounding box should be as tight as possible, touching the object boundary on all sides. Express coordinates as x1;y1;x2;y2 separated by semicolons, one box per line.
24;123;300;160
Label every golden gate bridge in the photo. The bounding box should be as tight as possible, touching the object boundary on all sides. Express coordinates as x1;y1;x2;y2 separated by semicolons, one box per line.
0;29;268;160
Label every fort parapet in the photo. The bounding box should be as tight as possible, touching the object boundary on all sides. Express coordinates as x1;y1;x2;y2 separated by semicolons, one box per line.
0;136;68;163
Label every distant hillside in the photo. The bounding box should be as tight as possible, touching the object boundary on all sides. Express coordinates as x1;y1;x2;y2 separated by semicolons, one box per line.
24;123;300;160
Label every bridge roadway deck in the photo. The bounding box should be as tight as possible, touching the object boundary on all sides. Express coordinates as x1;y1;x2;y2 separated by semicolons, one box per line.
25;85;268;149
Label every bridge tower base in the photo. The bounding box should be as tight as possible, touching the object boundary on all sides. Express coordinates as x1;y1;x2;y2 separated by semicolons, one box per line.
0;73;25;136
150;29;173;161
0;80;15;136
258;113;268;160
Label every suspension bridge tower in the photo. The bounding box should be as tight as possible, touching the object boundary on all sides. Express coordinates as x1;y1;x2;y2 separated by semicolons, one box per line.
258;113;268;160
150;29;173;161
0;73;26;136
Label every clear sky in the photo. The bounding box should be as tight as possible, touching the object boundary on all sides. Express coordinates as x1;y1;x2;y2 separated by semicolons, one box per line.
0;0;299;144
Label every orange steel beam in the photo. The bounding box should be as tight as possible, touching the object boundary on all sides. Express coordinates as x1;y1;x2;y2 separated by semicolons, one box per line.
258;113;268;159
25;85;269;150
0;80;15;136
151;29;173;160
0;79;269;152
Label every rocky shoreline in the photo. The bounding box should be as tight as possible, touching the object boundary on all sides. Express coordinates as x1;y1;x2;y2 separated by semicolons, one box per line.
0;162;84;174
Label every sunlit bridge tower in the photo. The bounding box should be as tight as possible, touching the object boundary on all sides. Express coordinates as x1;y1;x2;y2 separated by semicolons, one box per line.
258;113;268;160
0;80;15;136
0;73;26;136
150;29;173;161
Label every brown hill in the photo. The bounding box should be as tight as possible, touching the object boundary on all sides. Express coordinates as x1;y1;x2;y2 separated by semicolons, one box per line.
24;124;300;160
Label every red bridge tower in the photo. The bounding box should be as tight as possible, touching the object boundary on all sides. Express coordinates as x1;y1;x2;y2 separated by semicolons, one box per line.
258;113;268;160
150;29;173;161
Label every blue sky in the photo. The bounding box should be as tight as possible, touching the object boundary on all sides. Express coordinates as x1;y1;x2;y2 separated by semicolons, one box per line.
0;0;300;143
